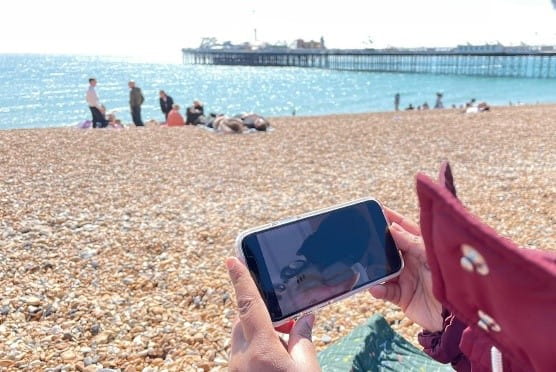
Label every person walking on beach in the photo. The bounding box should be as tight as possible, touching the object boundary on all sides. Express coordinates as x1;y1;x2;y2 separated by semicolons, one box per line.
394;93;400;111
86;78;108;128
128;81;144;126
159;90;174;121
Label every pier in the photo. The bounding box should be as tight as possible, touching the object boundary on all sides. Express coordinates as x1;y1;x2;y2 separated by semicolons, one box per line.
182;49;556;79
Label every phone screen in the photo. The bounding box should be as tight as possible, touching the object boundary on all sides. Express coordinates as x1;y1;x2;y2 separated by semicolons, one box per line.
241;199;402;322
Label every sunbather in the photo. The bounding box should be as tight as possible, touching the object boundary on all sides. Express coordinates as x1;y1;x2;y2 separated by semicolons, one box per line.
186;100;205;125
238;113;270;131
213;116;244;133
166;104;185;127
107;111;123;128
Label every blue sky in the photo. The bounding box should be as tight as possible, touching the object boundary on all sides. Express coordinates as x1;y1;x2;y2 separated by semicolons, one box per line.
1;0;555;62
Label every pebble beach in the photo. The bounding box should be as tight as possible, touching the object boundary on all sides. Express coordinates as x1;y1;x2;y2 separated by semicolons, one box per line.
0;105;555;371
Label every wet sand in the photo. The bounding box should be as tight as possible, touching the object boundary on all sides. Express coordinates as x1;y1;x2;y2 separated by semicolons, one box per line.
0;105;554;371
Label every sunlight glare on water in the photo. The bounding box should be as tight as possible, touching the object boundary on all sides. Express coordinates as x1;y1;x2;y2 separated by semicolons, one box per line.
1;54;556;129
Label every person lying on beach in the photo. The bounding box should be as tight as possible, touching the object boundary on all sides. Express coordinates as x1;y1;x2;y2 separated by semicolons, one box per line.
212;115;244;133
236;113;270;131
225;162;556;372
205;113;269;132
166;104;185;127
107;112;124;128
464;99;490;114
186;100;206;125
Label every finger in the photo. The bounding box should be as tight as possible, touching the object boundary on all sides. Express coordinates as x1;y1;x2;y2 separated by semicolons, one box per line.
226;257;275;340
389;223;427;261
278;332;289;349
288;314;319;368
368;283;402;306
368;283;387;299
384;207;421;235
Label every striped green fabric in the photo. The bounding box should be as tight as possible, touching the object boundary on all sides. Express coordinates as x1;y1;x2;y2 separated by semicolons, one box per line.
318;314;452;372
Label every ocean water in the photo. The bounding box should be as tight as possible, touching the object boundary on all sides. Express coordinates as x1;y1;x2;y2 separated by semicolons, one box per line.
1;53;556;130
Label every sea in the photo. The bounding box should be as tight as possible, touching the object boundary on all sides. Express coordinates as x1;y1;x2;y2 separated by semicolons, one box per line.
1;53;556;130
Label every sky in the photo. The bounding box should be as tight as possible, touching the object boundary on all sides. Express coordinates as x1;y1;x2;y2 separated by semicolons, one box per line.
1;0;555;63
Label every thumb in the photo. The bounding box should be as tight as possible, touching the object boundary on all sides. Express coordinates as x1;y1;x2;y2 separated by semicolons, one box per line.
368;283;388;299
288;314;319;368
368;282;402;306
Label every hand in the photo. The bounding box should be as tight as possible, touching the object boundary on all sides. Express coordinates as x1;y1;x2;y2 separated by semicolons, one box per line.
226;257;321;372
368;208;443;332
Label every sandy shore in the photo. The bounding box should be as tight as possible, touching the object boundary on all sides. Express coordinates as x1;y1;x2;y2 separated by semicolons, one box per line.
0;105;554;371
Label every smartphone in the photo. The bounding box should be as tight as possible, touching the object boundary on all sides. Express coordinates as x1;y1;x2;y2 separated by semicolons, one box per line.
235;198;404;326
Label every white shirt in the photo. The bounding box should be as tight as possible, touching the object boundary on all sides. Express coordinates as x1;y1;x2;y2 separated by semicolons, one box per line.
86;85;101;109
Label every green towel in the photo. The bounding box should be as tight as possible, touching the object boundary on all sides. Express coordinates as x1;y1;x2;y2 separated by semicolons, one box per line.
318;314;452;372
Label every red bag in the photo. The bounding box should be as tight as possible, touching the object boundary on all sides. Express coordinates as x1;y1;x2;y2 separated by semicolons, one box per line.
417;162;556;372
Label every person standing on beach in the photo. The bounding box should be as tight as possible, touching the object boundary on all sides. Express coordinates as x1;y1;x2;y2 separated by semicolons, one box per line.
394;93;400;111
86;78;108;128
159;90;174;121
128;81;144;126
434;92;444;109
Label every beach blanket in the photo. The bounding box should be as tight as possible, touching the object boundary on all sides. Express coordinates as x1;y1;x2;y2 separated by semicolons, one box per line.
318;314;452;372
75;120;92;129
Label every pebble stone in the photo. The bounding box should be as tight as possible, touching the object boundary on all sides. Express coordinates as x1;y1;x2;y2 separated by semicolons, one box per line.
60;350;76;361
0;106;554;370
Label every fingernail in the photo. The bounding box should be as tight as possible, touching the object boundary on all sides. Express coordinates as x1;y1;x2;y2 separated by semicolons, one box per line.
225;257;236;270
369;284;385;298
301;313;315;329
307;314;315;328
296;314;315;340
390;222;403;231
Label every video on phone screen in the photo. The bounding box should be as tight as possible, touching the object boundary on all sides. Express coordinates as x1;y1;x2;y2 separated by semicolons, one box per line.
244;201;399;319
